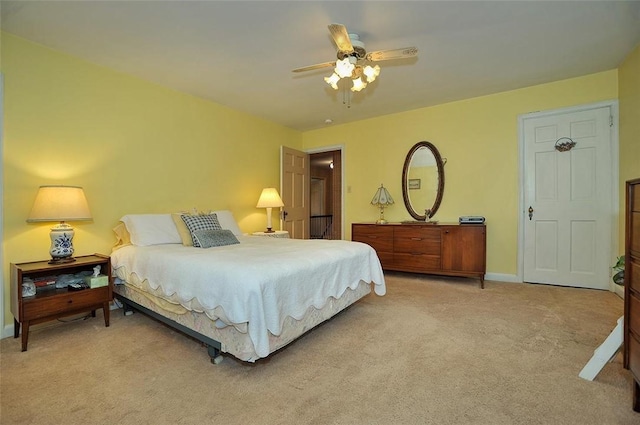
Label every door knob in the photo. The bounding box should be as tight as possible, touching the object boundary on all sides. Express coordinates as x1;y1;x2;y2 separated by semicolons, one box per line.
528;206;534;221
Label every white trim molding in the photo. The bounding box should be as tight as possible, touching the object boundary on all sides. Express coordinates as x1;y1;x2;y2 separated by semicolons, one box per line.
485;273;521;283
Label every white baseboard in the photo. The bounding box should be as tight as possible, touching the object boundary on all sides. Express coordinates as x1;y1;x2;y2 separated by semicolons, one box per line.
2;323;14;339
485;273;521;283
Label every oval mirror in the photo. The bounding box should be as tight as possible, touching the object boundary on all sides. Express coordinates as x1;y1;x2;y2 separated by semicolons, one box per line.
401;141;445;221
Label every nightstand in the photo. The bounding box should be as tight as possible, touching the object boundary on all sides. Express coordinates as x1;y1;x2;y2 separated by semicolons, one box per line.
10;254;113;351
252;230;290;238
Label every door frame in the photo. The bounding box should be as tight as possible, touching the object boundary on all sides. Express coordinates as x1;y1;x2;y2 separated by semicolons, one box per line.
0;73;5;337
517;100;620;291
306;144;345;240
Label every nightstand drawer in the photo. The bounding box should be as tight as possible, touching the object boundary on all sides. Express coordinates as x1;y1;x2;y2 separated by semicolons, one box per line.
23;287;109;320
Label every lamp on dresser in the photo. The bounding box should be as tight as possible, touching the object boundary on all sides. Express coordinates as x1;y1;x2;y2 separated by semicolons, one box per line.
256;187;284;233
27;185;92;264
371;184;394;224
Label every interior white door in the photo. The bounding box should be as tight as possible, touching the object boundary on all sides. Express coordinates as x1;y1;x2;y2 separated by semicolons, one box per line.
280;146;310;239
523;105;613;289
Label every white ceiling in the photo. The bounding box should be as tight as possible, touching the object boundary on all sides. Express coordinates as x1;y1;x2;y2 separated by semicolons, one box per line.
2;1;639;132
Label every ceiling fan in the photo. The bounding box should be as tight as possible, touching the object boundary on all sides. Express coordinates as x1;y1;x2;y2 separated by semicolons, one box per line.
292;24;418;92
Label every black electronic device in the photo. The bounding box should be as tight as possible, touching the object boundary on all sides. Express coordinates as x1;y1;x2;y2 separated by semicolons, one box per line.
459;216;485;224
68;282;89;291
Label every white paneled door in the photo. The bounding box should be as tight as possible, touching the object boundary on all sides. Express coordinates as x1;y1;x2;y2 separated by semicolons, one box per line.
522;105;614;289
280;146;310;239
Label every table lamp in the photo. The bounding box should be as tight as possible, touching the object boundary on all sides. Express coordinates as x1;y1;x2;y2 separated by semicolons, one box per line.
27;185;92;264
371;184;394;224
256;188;284;233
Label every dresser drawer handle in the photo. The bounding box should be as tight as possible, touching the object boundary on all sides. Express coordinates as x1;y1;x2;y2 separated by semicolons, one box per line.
67;299;73;304
410;237;422;241
368;235;378;239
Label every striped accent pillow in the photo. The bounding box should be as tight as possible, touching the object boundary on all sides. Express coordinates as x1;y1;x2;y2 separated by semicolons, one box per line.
192;229;239;248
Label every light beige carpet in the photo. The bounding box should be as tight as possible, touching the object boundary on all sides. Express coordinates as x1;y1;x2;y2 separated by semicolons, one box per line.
0;273;637;425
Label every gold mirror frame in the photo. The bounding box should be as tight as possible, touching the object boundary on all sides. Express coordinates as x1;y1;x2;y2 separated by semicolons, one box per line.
401;141;445;221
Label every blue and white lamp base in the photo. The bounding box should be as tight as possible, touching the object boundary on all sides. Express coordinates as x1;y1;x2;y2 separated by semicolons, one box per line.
49;223;76;264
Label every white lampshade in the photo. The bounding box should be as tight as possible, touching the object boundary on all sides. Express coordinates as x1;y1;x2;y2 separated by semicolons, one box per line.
27;185;92;222
256;188;284;233
350;77;367;92
363;64;381;82
335;57;355;79
371;184;394;225
324;73;340;90
256;188;284;208
27;185;92;264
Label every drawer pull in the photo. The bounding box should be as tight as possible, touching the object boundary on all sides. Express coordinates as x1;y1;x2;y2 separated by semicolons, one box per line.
410;237;422;241
368;236;378;239
68;299;73;304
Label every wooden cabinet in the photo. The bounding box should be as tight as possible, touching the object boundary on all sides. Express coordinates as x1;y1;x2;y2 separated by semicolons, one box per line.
352;222;486;287
624;178;640;412
10;254;113;351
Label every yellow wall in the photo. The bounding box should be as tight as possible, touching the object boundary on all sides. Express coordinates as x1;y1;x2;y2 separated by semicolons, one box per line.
303;70;619;277
619;43;640;253
1;31;633;328
1;34;302;324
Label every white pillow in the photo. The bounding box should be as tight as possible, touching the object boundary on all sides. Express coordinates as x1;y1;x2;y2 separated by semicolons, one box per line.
211;210;243;236
120;214;182;246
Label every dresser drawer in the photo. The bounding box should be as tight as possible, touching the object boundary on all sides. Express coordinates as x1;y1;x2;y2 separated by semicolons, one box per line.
352;224;394;253
633;184;640;212
393;253;441;271
630;293;640;336
629;332;640;382
375;252;393;269
630;259;640;294
394;227;441;255
632;212;640;255
23;287;110;320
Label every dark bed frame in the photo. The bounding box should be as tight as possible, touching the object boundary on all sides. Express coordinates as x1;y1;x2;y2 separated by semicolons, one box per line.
115;293;224;364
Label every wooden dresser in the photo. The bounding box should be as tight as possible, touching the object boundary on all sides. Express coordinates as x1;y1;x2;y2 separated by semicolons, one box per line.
624;178;640;412
352;222;486;287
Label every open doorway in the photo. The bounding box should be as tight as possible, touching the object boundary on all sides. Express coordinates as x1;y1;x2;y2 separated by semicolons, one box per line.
309;150;342;239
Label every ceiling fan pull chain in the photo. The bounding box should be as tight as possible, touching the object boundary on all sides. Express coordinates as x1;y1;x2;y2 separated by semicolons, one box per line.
342;84;351;108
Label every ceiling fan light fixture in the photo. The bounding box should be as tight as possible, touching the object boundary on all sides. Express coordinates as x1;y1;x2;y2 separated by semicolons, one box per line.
363;64;381;83
335;57;356;78
351;77;367;92
324;73;340;90
294;23;418;104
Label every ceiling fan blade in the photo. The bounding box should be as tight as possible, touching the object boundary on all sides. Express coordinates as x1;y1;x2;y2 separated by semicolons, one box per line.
328;23;353;53
367;47;418;62
292;61;336;73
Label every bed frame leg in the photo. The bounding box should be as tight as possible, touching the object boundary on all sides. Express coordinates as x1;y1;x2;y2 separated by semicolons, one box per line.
207;345;224;364
121;300;134;316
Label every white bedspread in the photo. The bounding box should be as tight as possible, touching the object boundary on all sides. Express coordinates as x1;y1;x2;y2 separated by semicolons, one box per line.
111;236;385;357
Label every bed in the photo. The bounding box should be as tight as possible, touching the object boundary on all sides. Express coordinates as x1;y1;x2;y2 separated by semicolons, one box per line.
110;211;385;363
